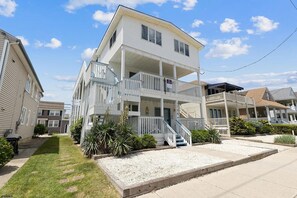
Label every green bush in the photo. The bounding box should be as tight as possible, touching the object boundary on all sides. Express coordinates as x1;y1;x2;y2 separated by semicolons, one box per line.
34;124;47;136
244;122;256;135
0;137;14;168
247;121;263;134
81;130;100;158
192;130;209;143
271;124;297;134
129;134;143;150
70;118;83;143
208;128;221;144
274;135;296;145
230;117;248;135
141;134;157;148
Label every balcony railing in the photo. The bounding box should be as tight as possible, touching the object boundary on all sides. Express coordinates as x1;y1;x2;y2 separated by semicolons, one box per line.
206;92;254;105
178;118;205;130
208;118;228;126
131;72;201;98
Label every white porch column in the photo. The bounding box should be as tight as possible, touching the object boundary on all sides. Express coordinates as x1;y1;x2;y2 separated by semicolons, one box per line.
266;106;271;123
292;99;295;107
280;109;284;121
175;100;179;119
120;46;126;81
273;108;277;122
285;109;289;120
161;98;164;117
159;60;163;76
294;114;297;121
173;65;177;79
223;92;230;137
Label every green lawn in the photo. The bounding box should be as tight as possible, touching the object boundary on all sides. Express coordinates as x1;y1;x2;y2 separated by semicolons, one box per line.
0;136;119;198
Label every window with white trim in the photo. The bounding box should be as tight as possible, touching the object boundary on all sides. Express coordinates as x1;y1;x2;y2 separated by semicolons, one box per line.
109;30;116;48
49;110;60;116
37;119;46;125
48;120;59;128
31;83;35;98
174;39;189;56
38;109;42;116
141;24;162;46
25;75;32;93
20;107;27;125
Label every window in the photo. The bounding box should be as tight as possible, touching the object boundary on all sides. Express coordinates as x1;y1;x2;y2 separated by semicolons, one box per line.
20;107;27;125
48;120;59;128
174;39;179;52
25;76;32;93
109;30;117;48
141;24;162;46
149;28;155;43
49;110;60;116
142;25;148;40
26;110;31;126
156;31;162;46
174;39;190;57
31;83;35;98
38;109;42;116
37;119;46;125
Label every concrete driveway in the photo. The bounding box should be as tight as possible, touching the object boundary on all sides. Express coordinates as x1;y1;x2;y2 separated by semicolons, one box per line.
138;146;297;198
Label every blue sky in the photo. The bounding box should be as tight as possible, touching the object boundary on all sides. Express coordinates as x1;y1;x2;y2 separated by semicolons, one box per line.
1;0;297;105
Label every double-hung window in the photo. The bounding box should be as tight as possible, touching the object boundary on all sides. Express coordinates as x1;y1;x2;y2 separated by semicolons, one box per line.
25;75;32;93
109;30;117;48
141;25;162;46
49;110;60;116
48;120;59;128
174;39;190;57
20;107;27;125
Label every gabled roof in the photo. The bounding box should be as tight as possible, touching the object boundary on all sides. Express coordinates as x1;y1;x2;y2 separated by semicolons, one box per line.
92;5;204;61
243;87;288;109
271;87;297;101
0;29;44;93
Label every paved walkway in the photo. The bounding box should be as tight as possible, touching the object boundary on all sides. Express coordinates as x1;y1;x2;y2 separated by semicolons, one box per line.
139;146;297;198
0;136;49;188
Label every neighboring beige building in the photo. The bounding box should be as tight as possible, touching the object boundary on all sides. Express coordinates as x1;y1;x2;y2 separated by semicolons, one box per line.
37;101;69;134
0;29;44;141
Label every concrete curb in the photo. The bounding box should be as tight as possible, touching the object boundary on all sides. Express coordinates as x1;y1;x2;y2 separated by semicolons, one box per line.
97;148;278;198
234;137;297;147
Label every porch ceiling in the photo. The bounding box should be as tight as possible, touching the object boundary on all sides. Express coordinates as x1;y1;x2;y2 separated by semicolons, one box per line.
110;49;194;79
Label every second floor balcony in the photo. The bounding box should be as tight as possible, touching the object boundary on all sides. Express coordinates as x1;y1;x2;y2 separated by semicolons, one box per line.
205;92;254;106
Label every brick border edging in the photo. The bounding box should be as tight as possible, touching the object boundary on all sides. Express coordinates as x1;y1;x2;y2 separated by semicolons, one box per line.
97;148;278;198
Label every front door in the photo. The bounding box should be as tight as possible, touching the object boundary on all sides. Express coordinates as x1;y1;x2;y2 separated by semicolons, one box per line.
164;108;171;126
155;108;171;126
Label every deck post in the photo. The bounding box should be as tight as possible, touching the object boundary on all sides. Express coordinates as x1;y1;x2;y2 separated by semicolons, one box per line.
120;46;125;81
161;98;164;117
223;92;230;137
253;98;258;119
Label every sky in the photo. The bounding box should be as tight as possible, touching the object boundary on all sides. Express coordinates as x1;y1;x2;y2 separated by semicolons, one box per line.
1;0;297;106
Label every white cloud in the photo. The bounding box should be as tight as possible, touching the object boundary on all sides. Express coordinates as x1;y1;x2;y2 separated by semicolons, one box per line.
206;37;250;59
16;36;29;46
65;0;167;12
188;31;207;45
183;0;197;10
81;48;96;60
220;18;240;33
246;29;254;35
249;16;279;34
35;38;62;49
54;75;77;82
57;84;75;91
93;10;114;25
191;19;204;28
0;0;17;17
173;4;179;8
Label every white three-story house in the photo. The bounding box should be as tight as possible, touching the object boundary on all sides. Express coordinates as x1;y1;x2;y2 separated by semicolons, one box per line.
71;5;204;146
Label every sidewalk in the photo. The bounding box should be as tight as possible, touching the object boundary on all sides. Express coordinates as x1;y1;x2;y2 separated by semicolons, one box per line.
139;146;297;198
0;136;49;189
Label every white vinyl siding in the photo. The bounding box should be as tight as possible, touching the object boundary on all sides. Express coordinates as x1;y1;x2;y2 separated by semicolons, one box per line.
48;120;59;128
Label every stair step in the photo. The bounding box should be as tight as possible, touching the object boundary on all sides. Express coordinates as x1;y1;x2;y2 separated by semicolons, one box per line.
176;142;187;147
176;139;184;143
176;134;181;139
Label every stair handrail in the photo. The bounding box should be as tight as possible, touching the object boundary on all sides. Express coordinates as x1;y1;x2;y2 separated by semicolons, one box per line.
176;120;192;146
163;120;176;147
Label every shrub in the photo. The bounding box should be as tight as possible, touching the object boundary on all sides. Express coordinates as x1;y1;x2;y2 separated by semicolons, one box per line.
247;121;263;134
129;134;143;150
96;121;116;153
141;134;157;148
0;137;14;168
274;135;296;145
70;118;83;143
208;128;221;144
81;130;100;158
109;136;131;157
230;117;247;135
34;124;47;136
192;130;209;143
244;122;256;135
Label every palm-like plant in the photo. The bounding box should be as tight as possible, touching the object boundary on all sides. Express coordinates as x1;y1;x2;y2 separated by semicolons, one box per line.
82;131;100;158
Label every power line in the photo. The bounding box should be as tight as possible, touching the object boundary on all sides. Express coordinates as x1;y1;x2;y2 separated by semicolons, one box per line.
201;0;297;73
